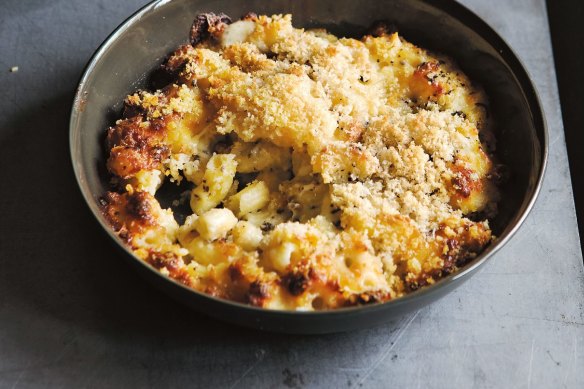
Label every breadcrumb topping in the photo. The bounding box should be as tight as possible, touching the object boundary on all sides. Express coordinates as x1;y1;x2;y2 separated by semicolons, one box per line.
102;13;500;310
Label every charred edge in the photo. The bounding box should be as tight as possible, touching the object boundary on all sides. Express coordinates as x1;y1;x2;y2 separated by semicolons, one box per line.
441;238;460;274
122;103;145;119
451;111;467;119
451;172;473;198
190;13;232;46
100;192;123;230
126;192;155;224
100;192;153;243
260;222;275;232
147;251;192;286
347;291;389;305
405;279;428;293
106;116;142;150
283;272;310;296
241;12;258;21
106;115;170;179
147;250;182;272
161;45;194;75
228;263;244;281
366;20;397;37
246;281;270;306
439;237;481;277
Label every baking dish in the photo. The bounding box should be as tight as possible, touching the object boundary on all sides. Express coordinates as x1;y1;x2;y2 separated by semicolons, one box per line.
70;0;547;333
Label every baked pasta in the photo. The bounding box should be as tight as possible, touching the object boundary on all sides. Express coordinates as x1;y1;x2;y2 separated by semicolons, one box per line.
102;13;500;310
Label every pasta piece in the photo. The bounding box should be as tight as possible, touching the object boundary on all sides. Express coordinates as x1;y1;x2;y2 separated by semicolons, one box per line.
194;208;238;241
224;180;270;217
232;221;264;250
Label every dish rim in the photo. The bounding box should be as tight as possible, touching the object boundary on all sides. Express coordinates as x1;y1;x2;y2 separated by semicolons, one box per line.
69;0;549;318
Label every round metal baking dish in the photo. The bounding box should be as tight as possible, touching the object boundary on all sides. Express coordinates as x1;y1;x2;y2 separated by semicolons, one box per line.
70;0;547;333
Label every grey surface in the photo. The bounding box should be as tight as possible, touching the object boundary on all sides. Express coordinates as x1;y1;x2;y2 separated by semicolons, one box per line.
0;0;582;388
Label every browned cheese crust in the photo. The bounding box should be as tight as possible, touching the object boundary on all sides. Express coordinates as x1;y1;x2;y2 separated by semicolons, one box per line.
101;13;501;310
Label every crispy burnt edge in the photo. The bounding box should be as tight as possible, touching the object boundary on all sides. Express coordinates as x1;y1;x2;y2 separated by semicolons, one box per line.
99;191;157;244
451;165;481;199
346;291;393;306
105;81;195;182
100;192;194;287
105;116;171;180
190;12;232;46
163;12;257;76
281;266;394;308
404;222;492;293
229;259;394;308
227;261;277;306
147;250;193;287
110;13;234;179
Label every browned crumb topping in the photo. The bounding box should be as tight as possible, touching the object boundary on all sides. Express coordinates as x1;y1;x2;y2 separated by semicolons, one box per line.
102;13;500;310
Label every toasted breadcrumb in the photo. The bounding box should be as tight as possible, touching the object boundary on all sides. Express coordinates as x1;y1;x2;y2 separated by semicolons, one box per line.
102;14;500;310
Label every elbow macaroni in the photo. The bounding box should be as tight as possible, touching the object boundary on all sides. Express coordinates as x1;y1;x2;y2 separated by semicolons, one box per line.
190;153;237;215
224;180;270;217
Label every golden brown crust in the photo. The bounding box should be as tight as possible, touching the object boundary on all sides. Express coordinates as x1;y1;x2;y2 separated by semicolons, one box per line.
101;191;157;242
146;250;193;287
100;13;501;311
106;116;170;179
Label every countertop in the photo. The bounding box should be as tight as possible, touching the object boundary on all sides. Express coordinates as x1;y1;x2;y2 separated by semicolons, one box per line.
0;0;582;388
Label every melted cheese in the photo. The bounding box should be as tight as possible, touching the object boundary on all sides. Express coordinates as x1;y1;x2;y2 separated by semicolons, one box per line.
102;14;500;310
